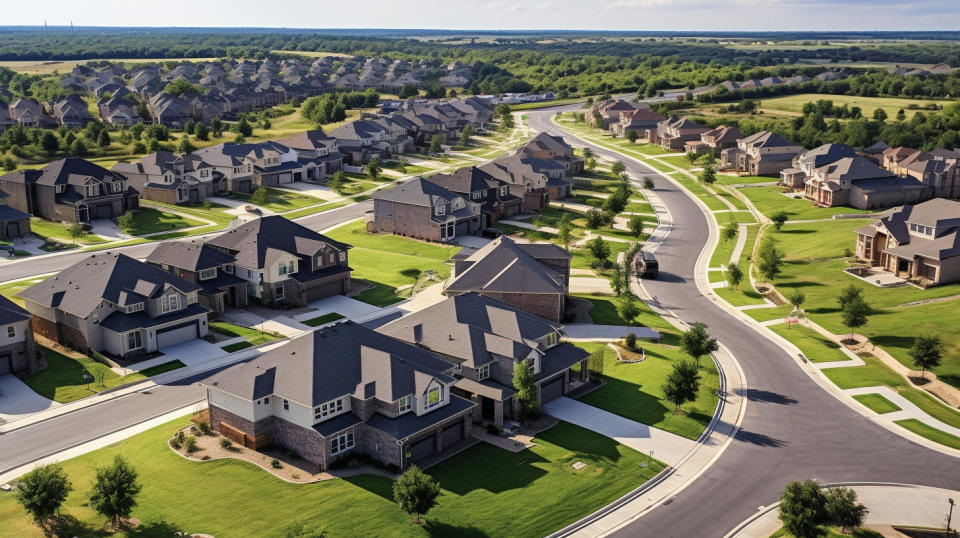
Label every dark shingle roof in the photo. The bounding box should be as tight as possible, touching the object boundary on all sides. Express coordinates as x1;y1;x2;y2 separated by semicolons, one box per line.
365;394;474;440
206;216;350;269
444;236;566;295
0;294;29;326
146;240;238;271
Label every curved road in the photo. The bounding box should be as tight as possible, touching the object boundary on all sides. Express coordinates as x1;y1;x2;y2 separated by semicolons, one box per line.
526;108;960;537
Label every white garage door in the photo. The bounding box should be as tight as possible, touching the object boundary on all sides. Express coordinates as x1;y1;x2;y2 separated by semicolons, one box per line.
157;322;198;349
278;172;293;184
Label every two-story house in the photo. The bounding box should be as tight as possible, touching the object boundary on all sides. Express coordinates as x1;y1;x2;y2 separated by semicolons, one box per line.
379;293;589;429
517;132;585;177
721;131;804;176
0;295;42;377
146;240;249;315
98;94;142;127
588;98;638;128
855;198;960;286
610;107;667;139
331;120;392;165
685;125;743;155
206;216;352;306
445;236;571;323
50;95;93;127
803;155;931;210
149;93;191;128
9;98;50;127
651;117;710;151
204;321;476;471
113;151;225;205
780;143;858;190
273;130;343;182
480;156;551;211
0;190;31;240
0;158;139;224
428;166;521;228
18;253;210;358
367;177;482;242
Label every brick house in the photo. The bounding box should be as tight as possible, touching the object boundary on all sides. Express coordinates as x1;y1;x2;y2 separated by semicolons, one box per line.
379;293;589;429
517;132;585;177
780;143;860;190
610;108;666;139
651;117;710;151
905;157;960;199
855;198;960;286
18;253;211;359
479;156;551;211
588;98;637;128
367;177;482;242
802;155;932;210
0;158;139;224
428;166;522;228
0;295;43;377
204;321;476;471
445;236;570;323
206;216;352;307
272;130;344;182
145;240;249;315
685;125;742;155
113;152;226;205
721;131;803;176
192;142;324;192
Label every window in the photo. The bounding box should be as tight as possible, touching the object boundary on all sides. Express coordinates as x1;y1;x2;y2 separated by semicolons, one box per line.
112;181;123;193
314;397;344;420
278;260;295;276
125;303;144;313
500;186;507;196
397;395;412;413
435;204;445;216
55;184;65;194
545;332;558;347
127;331;142;350
264;397;269;404
84;184;99;197
330;429;355;455
425;386;443;409
478;364;490;380
160;294;180;313
222;264;234;274
525;357;536;370
329;253;336;264
6;326;15;338
283;399;289;411
198;268;217;281
274;285;284;300
339;252;346;262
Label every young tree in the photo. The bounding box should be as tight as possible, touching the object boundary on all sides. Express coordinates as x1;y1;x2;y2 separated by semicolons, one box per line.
15;463;73;528
69;138;88;157
250;186;269;207
627;130;639;144
392;465;441;525
40;131;59;155
586;235;610;269
582;147;594;161
685;151;698;164
643;177;655;190
727;262;743;289
233;133;246;144
789;291;806;312
872;108;887;122
261;118;271;130
585;156;597;172
177;136;195;154
116;212;134;233
67;222;85;244
458;124;472;148
210;117;223;138
429;134;444;155
841;296;870;340
628;215;645;238
233;116;253;137
837;285;864;311
611;160;626;177
779;480;828;538
194;123;210;141
680;322;719;368
824;487;868;534
328;170;347;194
757;236;784;281
617;294;641;324
512;361;540;420
398;84;419;99
908;335;943;380
724;219;738;241
556;216;573;251
366;156;382;180
2;156;17;171
662;360;700;414
611;262;628;296
585;208;606;229
88;455;142;529
699;162;716;184
771;211;789;230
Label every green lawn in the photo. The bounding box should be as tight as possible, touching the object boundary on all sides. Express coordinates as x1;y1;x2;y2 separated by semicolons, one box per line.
124;207;205;236
898;389;960;430
231;187;324;213
30;218;107;248
821;353;907;390
713;286;767;307
738;186;876;220
141;200;236;227
0;418;664;538
710;230;740;267
209;322;286;347
659;155;697;170
715;174;779;186
576;342;719;440
221;341;253;353
570;241;630;271
0;276;49;306
852;393;901;414
671;175;730;211
895;418;960;450
303;312;345;327
759;93;954;121
713;188;749;211
326;221;457;306
716;210;756;224
23;348;184;403
767;324;851;363
624;201;653;213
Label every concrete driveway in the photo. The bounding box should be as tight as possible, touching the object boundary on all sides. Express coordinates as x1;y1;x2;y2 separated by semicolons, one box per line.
542;397;695;466
158;339;229;368
273;182;342;202
90;219;128;240
0;375;59;424
305;295;382;319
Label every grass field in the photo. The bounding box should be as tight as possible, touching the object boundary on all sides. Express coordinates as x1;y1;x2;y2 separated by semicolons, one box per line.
759;93;955;120
229;187;324;213
0;57;221;74
125;207;205;235
30;218;107;248
0;276;49;306
767;323;851;363
895;418;960;450
303;312;346;327
209;322;286;347
851;393;901;414
821;353;907;390
738;186;876;220
0;418;663;538
715;174;779;186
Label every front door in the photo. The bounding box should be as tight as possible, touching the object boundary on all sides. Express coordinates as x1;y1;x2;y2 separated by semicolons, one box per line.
481;396;495;421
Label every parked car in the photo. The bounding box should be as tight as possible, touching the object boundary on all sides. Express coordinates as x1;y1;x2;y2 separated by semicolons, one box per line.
636;251;658;279
245;205;262;215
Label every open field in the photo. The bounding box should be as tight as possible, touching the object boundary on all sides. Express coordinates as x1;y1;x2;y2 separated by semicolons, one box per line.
0;57;220;74
738;186;876;220
759;93;955;119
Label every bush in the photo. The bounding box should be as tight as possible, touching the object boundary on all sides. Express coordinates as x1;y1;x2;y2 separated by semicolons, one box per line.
271;459;282;469
184;436;198;453
197;420;211;435
170;436;182;449
485;423;500;435
219;437;232;449
624;332;638;351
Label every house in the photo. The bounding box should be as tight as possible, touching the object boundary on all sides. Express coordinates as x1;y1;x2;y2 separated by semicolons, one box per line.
428;166;522;228
651;117;710;151
0;190;31;239
780;143;859;189
517;132;585;177
0;158;139;224
367;177;482;242
882;147;930;177
445;236;570;323
721;131;804;176
685;125;742;155
331;120;395;165
9;98;51;127
204;321;476;471
0;295;42;377
905;157;960;199
803;155;932;209
149;93;191;128
50;95;92;127
610;108;666;139
480;156;551;211
145;240;249;315
855;198;960;286
98;94;142;127
379;293;589;429
206;216;352;306
18;253;211;358
588;99;638;128
272;130;343;181
113;151;225;205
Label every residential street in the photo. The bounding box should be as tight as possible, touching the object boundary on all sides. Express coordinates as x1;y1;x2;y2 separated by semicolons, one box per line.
526;107;960;537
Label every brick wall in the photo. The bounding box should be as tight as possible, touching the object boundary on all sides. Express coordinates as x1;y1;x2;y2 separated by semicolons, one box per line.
271;416;327;470
478;291;564;323
355;424;403;468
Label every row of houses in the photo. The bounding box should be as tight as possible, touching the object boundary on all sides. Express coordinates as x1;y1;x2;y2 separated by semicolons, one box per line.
366;132;584;242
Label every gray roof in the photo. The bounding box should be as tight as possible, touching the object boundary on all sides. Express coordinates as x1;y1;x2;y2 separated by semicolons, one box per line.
0;158;126;187
0;294;30;326
445;236;567;295
798;143;858;170
427;166;502;194
739;130;798;149
18;253;201;319
206;216;350;270
146;240;238;272
372;176;462;208
816;156;897;182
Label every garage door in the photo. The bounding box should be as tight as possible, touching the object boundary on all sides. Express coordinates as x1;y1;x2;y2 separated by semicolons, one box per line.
96;205;113;219
540;375;564;404
409;434;436;462
0;352;11;375
156;321;199;349
441;421;463;448
306;280;345;302
278;172;293;184
7;222;19;238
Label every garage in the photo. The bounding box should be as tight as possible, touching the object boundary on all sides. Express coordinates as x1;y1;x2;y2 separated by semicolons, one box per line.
306;279;346;302
278;172;293;184
6;221;19;238
540;375;565;404
156;320;199;349
0;352;11;375
95;204;113;219
409;433;436;462
441;420;464;448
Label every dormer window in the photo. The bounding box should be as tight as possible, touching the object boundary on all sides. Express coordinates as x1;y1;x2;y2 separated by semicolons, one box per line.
545;332;558;347
160;294;181;313
112;181;123;193
222;264;234;274
84;184;99;197
425;385;444;410
199;268;217;281
435;204;445;216
125;303;144;313
278;260;296;276
55;184;65;194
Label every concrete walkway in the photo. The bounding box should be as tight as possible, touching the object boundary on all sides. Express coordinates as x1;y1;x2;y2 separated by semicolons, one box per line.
729;483;960;537
543;397;696;467
563;324;660;340
729;223;749;265
845;385;960;438
0;375;61;424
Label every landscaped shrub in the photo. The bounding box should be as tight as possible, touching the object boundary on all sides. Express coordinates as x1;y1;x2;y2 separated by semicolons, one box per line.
271;459;282;469
219;438;232;449
184;436;198;454
197;421;211;435
170;437;182;449
624;333;638;352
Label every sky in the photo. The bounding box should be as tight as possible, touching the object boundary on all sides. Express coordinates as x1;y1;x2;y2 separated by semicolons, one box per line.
5;0;960;31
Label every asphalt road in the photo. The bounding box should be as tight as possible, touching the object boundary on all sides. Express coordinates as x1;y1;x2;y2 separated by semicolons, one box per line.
0;199;373;283
526;108;960;537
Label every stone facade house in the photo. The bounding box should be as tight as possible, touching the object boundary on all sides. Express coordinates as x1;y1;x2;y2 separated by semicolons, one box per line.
204;321;476;471
721;131;804;176
802;155;932;210
445;236;570;323
206;216;352;307
367;177;482;242
905;157;960;199
855;198;960;286
98;94;142;127
480;156;551;211
651;117;710;151
0;158;139;224
685;125;742;155
610;108;666;139
146;240;249;315
273;130;343;181
18;253;210;359
379;293;589;429
517;132;585;177
50;95;93;127
588;98;638;128
780;143;859;190
428;166;522;228
0;295;43;377
113;152;225;205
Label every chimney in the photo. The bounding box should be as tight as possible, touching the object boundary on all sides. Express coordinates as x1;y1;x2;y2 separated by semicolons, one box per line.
412;323;422;344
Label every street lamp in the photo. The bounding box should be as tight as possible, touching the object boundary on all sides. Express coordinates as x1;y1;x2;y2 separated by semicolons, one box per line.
948;498;955;534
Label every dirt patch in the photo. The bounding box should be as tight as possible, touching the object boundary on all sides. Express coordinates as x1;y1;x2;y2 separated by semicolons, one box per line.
610;343;646;362
565;296;595;323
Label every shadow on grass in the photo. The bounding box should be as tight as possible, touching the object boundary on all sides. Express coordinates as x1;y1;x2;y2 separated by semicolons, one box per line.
424;520;489;538
775;280;825;289
778;229;816;235
343;474;397;503
735;430;788;448
46;515;111;537
735;388;798;405
431;442;550;496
